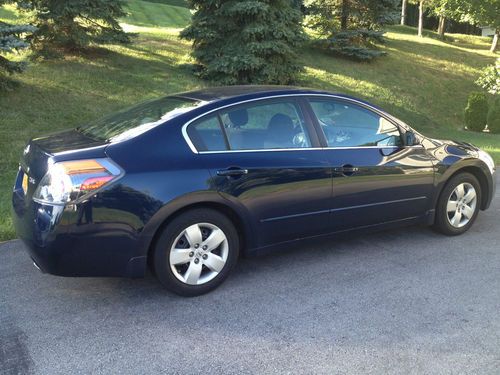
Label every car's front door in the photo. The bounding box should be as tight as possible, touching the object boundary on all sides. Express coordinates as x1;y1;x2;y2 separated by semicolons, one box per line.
186;97;332;248
306;96;436;232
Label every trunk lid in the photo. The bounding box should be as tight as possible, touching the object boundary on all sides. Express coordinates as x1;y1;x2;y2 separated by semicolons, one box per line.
31;129;107;154
18;129;108;196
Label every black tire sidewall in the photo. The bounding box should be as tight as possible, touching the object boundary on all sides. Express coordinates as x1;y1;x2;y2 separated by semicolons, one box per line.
153;208;239;296
434;173;481;236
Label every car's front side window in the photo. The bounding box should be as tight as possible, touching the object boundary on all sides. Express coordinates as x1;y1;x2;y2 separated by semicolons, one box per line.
309;98;402;148
217;100;312;151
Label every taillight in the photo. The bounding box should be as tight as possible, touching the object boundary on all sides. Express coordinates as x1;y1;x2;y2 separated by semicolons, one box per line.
33;158;122;205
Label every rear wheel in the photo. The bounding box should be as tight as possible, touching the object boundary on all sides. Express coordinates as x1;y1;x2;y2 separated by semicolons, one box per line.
433;172;481;236
153;208;239;296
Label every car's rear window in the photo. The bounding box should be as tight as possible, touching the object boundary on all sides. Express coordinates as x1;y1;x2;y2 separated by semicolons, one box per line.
79;96;202;141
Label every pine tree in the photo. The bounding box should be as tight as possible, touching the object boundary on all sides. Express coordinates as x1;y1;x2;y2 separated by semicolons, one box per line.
305;0;396;61
180;0;305;85
362;0;400;28
0;1;35;86
305;0;399;32
23;0;129;57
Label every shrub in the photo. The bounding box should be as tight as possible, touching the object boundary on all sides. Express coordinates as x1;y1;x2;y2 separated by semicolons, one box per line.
180;0;305;85
487;97;500;134
464;92;488;132
315;29;386;61
476;58;499;95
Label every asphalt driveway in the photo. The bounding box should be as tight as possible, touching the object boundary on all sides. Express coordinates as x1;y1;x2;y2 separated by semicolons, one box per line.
1;174;499;374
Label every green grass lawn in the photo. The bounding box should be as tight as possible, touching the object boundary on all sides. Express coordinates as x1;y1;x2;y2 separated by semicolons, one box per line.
123;0;190;29
0;2;498;241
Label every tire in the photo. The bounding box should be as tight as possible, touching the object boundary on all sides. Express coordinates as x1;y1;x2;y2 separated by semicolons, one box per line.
433;172;481;236
153;208;239;296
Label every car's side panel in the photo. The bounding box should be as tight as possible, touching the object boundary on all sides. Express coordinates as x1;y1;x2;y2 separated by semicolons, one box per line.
325;146;436;231
300;95;437;231
137;190;259;256
178;96;334;248
199;150;333;248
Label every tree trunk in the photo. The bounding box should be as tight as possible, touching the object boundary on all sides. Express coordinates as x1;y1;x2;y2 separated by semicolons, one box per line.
401;0;407;25
340;0;349;30
418;1;424;37
438;15;446;38
491;30;499;52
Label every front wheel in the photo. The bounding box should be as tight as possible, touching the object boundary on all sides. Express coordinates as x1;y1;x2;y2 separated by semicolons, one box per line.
153;208;239;296
433;172;481;236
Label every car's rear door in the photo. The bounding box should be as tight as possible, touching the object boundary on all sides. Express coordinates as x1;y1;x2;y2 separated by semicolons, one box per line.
305;96;436;232
185;97;332;248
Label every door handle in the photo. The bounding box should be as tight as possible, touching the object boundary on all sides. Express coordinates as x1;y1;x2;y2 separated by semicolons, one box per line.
333;165;359;176
216;168;249;177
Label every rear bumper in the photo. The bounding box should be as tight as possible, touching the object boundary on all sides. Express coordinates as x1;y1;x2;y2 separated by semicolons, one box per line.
12;188;146;278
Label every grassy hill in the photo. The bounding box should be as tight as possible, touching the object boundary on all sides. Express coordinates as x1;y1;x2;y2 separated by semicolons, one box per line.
0;0;498;241
123;0;190;28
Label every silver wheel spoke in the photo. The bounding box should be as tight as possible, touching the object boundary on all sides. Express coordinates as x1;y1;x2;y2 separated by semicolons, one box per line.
203;228;225;251
170;222;230;286
447;182;477;228
451;210;462;227
462;205;474;219
184;224;203;247
463;188;476;204
446;200;458;212
455;184;465;199
204;253;225;273
184;261;203;285
170;248;192;265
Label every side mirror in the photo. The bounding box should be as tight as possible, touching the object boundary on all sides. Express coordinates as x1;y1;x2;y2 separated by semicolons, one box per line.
405;131;418;146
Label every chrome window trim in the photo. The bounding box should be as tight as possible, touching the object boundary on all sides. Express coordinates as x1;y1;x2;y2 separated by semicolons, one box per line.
193;145;427;155
181;93;417;154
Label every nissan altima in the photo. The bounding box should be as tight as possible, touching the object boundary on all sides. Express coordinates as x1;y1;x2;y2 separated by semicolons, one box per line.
12;86;496;296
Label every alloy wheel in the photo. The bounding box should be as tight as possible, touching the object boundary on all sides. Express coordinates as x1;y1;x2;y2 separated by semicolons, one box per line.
446;182;477;228
169;223;229;285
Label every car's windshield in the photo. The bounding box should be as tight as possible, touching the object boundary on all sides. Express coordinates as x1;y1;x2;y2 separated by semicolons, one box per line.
79;96;202;141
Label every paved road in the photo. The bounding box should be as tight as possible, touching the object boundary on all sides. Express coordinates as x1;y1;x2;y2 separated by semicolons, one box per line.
1;176;500;375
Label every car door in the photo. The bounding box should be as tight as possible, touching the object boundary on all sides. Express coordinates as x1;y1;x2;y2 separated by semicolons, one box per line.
185;97;332;248
306;96;436;232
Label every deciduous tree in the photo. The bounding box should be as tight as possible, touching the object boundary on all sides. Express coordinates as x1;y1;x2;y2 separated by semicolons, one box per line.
466;0;499;52
432;0;450;38
401;0;408;25
414;0;426;37
448;0;499;51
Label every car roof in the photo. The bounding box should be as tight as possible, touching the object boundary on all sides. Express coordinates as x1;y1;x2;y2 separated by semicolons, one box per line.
175;85;371;106
176;85;303;101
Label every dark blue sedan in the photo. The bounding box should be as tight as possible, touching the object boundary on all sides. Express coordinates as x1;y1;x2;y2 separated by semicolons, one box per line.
12;86;496;296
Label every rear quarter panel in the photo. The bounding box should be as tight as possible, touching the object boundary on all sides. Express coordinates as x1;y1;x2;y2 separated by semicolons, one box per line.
99;116;256;267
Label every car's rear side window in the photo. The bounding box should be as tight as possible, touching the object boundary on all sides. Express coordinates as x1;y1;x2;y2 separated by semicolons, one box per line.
80;96;201;141
218;100;311;150
187;115;228;152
